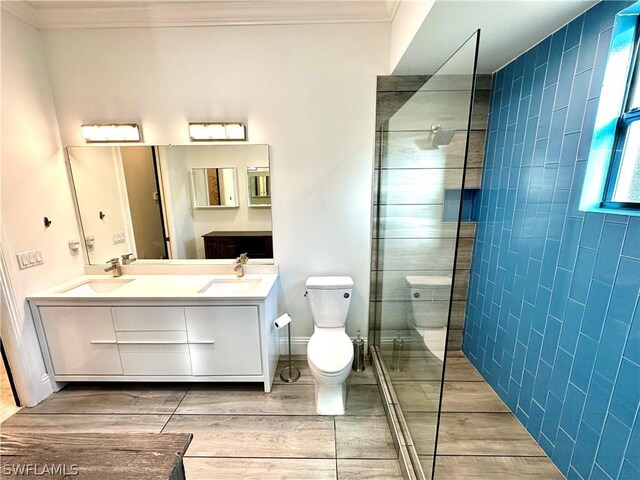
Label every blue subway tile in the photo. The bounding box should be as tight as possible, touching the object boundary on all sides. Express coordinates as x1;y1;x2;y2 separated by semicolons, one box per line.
564;15;584;51
582;281;612;342
560;300;586;355
558;217;583;271
620;460;640;480
566;69;592;133
623;305;639;365
533;359;553;406
570;247;597;304
594;316;628;382
546;27;568;87
570;334;598;392
573;421;601;479
609;257;640;324
528;400;545;439
590;463;611;480
541;316;562;365
583;371;614;434
555;47;580;110
596;414;631;478
626;419;640;470
540;240;561;289
594;222;627;284
561;382;587;439
549;346;573;399
622;217;639;259
609;358;640;428
550;268;572;319
581;212;605;249
554;428;576;475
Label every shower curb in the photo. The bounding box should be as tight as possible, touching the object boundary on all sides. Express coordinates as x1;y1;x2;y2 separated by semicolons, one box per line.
370;346;425;480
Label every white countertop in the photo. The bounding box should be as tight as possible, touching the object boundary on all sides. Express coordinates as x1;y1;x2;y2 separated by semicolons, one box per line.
28;274;278;301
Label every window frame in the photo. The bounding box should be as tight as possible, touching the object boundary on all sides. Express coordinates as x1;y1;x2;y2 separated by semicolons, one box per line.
580;2;640;217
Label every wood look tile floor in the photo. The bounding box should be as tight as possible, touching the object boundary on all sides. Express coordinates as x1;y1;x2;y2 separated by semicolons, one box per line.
417;351;564;479
1;356;403;480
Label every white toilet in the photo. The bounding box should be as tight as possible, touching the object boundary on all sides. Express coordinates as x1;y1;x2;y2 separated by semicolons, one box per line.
305;276;354;415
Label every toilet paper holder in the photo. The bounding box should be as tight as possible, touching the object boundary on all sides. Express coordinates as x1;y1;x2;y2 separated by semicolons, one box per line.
274;313;300;383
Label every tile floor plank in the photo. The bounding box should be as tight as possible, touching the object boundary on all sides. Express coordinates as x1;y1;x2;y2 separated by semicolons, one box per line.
0;413;169;433
431;455;565;479
175;384;316;415
437;413;546;456
335;416;397;459
337;459;402;479
441;381;511;413
19;384;188;415
185;457;337;479
164;414;336;458
345;385;385;416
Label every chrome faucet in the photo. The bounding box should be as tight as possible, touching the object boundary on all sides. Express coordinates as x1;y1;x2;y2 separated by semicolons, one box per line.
121;253;137;265
234;253;249;277
104;258;122;277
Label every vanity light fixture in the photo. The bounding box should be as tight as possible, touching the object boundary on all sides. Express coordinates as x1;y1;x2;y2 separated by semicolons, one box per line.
188;122;246;141
81;124;141;143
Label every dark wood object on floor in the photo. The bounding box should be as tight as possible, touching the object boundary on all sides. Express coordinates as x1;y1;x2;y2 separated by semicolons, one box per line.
202;231;273;259
0;432;192;479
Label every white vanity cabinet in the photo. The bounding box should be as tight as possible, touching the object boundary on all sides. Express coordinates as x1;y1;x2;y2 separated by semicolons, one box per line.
29;289;279;392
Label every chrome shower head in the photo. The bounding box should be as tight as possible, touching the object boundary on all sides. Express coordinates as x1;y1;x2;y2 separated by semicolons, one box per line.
431;125;455;147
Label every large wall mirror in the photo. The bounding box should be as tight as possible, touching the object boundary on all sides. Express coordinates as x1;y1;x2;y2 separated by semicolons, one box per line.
66;144;272;264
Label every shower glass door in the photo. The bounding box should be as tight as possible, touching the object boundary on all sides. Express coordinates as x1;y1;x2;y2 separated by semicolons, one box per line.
370;31;480;478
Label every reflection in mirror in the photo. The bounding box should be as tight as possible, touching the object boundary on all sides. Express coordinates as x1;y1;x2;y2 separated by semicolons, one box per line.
247;167;271;207
66;144;272;264
191;168;239;208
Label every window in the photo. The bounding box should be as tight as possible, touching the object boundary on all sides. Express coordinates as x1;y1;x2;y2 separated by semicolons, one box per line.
581;2;640;216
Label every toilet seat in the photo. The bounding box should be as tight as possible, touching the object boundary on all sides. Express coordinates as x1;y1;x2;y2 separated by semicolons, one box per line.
307;330;353;375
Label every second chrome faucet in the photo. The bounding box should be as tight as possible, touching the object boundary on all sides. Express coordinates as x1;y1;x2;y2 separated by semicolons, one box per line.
234;253;249;277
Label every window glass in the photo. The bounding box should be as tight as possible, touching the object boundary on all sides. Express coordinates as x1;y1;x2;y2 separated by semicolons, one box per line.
613;121;640;202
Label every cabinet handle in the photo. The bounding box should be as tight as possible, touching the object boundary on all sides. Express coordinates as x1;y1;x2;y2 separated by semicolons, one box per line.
90;340;117;344
189;341;215;345
117;341;187;345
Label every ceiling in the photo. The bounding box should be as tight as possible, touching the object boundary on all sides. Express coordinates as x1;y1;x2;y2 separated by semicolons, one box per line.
3;0;599;74
395;0;597;74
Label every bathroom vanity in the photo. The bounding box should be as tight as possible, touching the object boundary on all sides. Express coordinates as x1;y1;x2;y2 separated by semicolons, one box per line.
28;273;279;392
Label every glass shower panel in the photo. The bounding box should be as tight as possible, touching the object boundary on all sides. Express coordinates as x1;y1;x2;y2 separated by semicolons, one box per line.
371;32;480;478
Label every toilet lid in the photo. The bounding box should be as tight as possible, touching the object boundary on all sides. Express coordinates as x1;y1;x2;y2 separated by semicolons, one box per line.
308;330;354;374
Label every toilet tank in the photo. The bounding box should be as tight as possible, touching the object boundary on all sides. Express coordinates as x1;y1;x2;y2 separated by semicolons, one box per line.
306;276;353;328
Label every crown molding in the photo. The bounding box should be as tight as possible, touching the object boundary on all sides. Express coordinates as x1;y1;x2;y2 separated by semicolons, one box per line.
2;1;396;29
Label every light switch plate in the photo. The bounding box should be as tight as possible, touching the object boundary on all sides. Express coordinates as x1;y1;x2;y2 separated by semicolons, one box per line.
16;249;43;269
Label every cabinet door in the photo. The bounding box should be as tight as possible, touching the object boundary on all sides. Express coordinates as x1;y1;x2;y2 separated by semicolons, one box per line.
39;307;123;375
185;306;262;376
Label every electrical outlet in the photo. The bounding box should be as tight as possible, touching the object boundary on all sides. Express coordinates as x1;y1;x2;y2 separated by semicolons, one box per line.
85;235;95;251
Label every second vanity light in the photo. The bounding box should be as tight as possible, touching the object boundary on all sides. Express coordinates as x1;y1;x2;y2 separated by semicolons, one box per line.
189;122;246;141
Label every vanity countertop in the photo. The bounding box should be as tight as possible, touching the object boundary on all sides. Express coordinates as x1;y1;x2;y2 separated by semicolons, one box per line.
28;273;278;301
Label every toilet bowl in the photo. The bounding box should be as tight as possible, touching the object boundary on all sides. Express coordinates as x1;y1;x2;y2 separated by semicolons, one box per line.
305;276;354;415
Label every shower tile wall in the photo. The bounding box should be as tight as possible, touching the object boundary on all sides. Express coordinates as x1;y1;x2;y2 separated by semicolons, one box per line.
464;1;640;479
371;75;491;349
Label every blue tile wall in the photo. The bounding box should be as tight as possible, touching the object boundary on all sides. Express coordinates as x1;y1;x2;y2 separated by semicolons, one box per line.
463;2;640;478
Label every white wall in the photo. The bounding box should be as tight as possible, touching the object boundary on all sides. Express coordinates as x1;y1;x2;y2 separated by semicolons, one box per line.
1;11;85;405
41;23;389;340
389;0;435;72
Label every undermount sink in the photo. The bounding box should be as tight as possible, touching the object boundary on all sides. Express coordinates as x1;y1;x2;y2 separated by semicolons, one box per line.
59;278;134;294
199;277;262;294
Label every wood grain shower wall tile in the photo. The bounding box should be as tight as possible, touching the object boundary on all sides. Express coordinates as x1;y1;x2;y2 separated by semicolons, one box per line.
374;205;477;239
447;329;464;350
378;169;459;205
373;300;466;331
385;91;489;132
376;91;415;128
377;238;473;271
377;75;431;92
381;130;486;170
370;269;470;302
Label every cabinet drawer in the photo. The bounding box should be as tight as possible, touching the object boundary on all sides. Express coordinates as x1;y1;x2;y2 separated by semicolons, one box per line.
116;331;187;344
119;344;191;376
112;307;185;331
185;306;262;376
39;306;122;376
